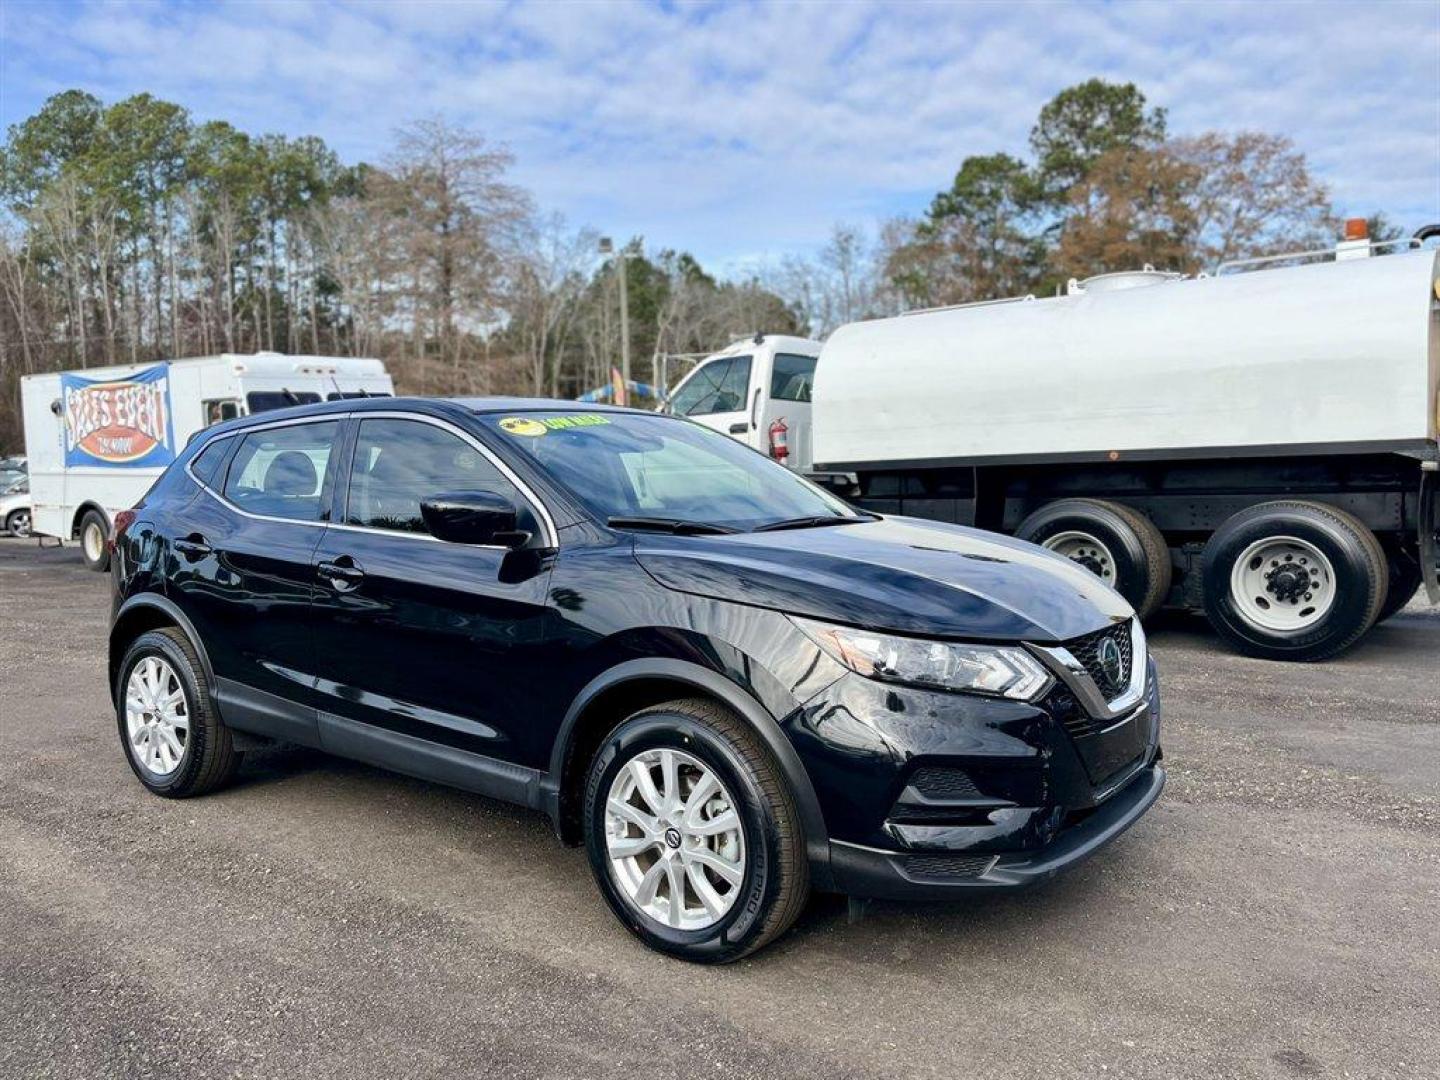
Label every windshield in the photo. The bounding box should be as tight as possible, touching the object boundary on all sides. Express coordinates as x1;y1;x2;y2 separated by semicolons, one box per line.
480;411;860;531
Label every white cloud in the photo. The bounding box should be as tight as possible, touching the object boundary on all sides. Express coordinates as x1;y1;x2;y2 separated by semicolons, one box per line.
3;0;1437;266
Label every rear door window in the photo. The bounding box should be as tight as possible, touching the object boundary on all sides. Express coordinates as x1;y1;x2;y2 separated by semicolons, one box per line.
222;421;339;522
769;353;817;402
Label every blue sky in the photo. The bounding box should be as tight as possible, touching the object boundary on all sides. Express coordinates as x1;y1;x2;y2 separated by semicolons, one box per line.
2;0;1438;271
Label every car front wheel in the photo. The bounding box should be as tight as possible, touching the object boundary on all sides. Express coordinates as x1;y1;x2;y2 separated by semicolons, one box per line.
583;698;809;963
5;509;30;537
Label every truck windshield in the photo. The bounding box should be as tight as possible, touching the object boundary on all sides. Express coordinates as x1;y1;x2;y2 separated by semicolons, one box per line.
246;390;322;413
481;411;860;532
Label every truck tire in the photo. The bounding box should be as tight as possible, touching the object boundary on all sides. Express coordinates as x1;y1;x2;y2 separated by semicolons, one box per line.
1375;544;1423;624
1015;498;1172;619
78;509;110;572
1201;500;1388;662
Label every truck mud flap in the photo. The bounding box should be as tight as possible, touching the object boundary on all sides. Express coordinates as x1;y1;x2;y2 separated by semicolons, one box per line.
1421;467;1439;604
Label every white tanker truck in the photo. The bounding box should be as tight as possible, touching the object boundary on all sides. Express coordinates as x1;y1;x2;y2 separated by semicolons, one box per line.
810;225;1440;661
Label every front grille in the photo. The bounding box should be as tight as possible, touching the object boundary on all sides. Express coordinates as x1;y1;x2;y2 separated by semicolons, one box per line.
1065;620;1133;700
898;852;997;882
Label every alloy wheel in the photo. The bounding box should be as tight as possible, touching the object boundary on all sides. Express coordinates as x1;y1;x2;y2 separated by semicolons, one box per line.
124;656;190;777
604;747;747;931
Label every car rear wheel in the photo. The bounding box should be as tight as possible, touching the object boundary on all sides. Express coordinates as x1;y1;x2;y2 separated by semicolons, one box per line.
1016;498;1172;619
582;698;809;963
79;509;110;572
5;509;30;537
1201;500;1387;661
116;628;240;797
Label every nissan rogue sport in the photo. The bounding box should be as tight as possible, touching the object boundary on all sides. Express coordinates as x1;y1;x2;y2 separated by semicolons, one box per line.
108;398;1164;962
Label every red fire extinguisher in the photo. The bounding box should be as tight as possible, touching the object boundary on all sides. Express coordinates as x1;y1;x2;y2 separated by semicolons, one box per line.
768;417;789;462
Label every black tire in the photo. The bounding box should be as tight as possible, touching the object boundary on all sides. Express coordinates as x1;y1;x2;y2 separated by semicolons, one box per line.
115;628;240;797
1201;500;1388;662
78;508;110;572
582;698;809;963
1375;544;1423;624
1015;498;1172;618
5;509;30;538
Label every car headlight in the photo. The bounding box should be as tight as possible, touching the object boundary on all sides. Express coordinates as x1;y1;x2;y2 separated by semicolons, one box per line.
792;616;1053;701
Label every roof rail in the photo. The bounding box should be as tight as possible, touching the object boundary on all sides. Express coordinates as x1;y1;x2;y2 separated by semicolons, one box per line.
1215;237;1423;276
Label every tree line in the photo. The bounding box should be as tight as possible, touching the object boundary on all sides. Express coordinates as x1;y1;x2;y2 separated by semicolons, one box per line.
0;79;1401;451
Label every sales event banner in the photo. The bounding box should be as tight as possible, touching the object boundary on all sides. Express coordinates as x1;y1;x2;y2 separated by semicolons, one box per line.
62;365;176;468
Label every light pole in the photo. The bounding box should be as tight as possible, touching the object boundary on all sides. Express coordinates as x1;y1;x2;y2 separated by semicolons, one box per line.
598;237;631;400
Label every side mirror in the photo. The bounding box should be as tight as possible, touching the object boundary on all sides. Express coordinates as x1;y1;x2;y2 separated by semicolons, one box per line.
420;491;530;548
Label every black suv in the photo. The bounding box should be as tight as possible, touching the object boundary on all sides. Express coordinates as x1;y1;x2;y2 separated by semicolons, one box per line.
109;398;1164;961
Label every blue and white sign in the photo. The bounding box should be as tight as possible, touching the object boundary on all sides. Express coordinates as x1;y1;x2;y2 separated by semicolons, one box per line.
62;365;176;468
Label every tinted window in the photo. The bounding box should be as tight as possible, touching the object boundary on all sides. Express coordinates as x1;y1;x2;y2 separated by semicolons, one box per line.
190;438;231;488
769;353;817;402
203;399;241;427
483;411;857;531
222;421;338;522
246;391;321;413
669;356;752;417
346;419;532;536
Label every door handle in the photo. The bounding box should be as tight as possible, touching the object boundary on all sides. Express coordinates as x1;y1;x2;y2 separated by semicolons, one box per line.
317;558;365;591
174;534;212;559
728;422;748;434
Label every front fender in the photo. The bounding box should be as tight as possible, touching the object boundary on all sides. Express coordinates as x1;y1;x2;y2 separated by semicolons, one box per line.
544;655;835;889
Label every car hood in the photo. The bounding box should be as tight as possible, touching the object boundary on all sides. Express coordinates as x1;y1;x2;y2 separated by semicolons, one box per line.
633;515;1130;643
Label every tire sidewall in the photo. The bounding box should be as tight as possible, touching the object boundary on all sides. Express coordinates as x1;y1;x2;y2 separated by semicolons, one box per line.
1203;510;1378;659
80;510;110;571
1017;504;1149;610
583;712;781;962
116;630;207;795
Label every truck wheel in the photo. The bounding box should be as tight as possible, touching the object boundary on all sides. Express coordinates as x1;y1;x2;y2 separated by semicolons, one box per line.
1015;498;1172;619
78;509;110;572
1202;501;1387;661
582;698;809;963
1375;544;1423;624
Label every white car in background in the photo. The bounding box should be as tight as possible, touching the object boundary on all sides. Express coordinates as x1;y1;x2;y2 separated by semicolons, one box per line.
0;475;31;537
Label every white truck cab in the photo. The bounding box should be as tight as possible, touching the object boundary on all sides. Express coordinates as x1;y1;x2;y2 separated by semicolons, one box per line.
662;334;822;472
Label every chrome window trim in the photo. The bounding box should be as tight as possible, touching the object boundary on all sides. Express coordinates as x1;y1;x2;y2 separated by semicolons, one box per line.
1027;618;1148;722
184;410;559;549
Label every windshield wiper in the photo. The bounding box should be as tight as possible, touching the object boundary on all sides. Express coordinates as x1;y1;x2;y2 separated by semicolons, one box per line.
607;516;739;536
752;513;875;533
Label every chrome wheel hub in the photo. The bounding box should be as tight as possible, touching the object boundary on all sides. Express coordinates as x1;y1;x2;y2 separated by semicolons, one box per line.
124;656;189;777
1230;536;1336;632
604;747;746;931
1044;530;1116;584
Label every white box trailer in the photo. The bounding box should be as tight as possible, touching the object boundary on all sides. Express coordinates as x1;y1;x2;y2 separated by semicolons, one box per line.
811;228;1440;661
22;352;392;569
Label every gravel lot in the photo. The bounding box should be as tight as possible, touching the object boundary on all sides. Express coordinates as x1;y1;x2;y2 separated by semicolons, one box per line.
1;535;1436;1080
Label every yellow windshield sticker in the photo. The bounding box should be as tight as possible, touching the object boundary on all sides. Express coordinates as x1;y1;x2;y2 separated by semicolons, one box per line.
499;417;549;436
499;413;612;436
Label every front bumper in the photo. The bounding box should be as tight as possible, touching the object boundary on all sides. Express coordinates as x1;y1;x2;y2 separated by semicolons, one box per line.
784;654;1164;900
828;763;1164;900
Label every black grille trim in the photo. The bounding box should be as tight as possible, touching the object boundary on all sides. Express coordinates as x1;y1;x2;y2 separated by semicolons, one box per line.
1065;621;1133;700
898;852;997;882
908;767;982;801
